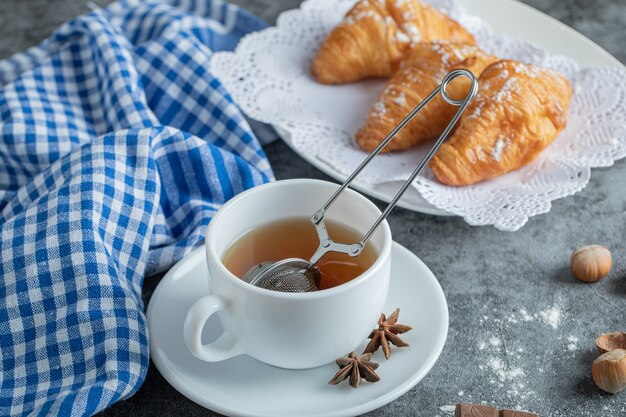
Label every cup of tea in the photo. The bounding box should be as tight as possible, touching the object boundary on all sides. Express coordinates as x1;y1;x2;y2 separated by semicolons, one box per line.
183;179;392;369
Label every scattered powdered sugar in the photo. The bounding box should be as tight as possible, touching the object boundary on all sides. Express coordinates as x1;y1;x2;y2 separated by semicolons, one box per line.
343;8;379;25
458;391;464;397
384;15;395;27
371;100;387;117
476;331;534;403
479;146;487;162
466;148;477;163
429;41;478;66
489;336;501;347
485;357;525;382
404;71;421;84
491;136;509;161
439;405;456;414
493;78;519;103
467;104;482;119
461;301;573;410
519;309;534;322
395;31;410;43
469;145;487;163
478;304;563;328
512;62;541;78
401;22;422;43
539;306;562;329
402;10;413;21
566;335;579;351
391;91;407;106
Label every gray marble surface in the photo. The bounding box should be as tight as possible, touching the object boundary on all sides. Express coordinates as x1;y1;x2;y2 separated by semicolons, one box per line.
1;1;624;416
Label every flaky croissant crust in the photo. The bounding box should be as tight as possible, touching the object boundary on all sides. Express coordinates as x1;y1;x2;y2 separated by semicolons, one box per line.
429;60;572;186
311;0;475;84
356;41;497;153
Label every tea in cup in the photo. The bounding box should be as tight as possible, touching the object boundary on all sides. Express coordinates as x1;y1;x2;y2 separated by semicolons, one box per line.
222;216;379;290
183;179;391;369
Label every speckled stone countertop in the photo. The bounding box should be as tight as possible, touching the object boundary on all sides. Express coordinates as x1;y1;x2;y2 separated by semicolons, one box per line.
1;1;624;416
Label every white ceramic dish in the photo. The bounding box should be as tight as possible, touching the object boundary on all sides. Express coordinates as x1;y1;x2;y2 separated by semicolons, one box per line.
147;242;448;417
272;0;624;216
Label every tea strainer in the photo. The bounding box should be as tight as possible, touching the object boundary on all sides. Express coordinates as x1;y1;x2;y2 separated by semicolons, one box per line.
243;69;478;292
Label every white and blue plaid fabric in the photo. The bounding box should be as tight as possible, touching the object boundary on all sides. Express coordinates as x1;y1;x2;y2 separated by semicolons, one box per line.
0;1;273;415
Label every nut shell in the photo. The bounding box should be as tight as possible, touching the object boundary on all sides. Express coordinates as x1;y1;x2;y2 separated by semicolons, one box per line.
570;245;612;282
596;332;626;354
592;349;626;394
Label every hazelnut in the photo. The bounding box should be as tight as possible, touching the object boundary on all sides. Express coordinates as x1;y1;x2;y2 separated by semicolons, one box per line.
592;349;626;394
596;332;626;354
570;245;612;282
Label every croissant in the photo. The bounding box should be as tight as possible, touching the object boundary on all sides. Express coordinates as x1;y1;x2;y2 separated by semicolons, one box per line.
311;0;475;84
355;42;497;153
429;60;572;186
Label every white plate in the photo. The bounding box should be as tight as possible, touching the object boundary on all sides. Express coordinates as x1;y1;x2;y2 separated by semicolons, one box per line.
147;242;449;417
274;0;623;216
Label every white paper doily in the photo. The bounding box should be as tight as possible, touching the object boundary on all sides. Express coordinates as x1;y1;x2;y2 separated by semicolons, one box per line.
211;0;626;231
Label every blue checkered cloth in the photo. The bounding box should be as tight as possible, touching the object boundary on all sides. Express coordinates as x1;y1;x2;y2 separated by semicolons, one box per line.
0;1;274;415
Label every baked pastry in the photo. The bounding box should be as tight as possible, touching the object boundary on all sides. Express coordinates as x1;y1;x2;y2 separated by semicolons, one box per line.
311;0;475;84
355;42;497;153
429;60;572;186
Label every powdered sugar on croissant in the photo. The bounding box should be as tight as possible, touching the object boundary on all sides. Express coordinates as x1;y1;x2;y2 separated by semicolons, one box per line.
356;41;496;152
429;60;572;186
311;0;475;84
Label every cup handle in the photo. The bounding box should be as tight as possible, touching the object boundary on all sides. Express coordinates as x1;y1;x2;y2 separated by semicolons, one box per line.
183;295;244;362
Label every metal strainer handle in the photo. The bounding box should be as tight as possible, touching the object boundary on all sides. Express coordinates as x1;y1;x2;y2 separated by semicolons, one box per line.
308;69;478;264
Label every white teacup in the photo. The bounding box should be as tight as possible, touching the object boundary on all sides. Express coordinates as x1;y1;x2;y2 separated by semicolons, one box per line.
183;179;392;369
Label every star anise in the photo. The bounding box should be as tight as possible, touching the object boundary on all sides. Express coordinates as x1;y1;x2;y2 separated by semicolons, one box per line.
328;352;380;388
363;308;412;359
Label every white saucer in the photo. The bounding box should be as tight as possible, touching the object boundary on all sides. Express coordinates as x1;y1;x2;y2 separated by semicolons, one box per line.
147;242;449;417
